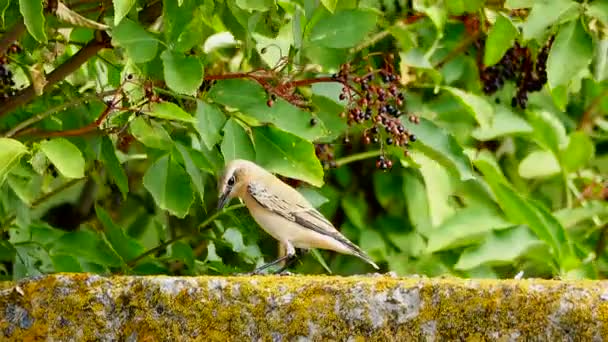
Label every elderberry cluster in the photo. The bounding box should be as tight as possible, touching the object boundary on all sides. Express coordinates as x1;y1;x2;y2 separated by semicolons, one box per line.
0;43;22;102
479;37;553;109
315;143;336;169
331;57;419;170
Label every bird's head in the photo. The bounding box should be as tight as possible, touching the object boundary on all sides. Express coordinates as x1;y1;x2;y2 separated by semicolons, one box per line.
217;159;260;210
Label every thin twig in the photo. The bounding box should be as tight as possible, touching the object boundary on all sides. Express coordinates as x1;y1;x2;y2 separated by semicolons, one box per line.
126;204;246;267
0;34;110;118
578;88;608;132
334;150;382;167
4;90;116;137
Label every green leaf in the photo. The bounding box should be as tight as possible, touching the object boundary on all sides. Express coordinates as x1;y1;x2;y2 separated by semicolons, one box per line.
143;155;194;218
484;14;519;66
146;102;196;123
111;18;158;63
0;240;16;261
455;226;543;270
310;249;332;274
112;0;135;25
235;0;273;11
309;9;377;48
407;118;476;181
518;150;560;179
221;118;256;162
359;229;387;260
443;87;493;128
410;151;455;228
561;131;595;172
19;0;46;43
320;0;337;13
471;106;533;140
522;0;579;42
586;1;608;27
195;101;226;150
554;201;608;229
50;254;82;272
208;79;326;140
297;187;329;208
205;241;222;262
130;117;174;150
95;205;144;261
252;125;324;187
50;229;123;267
100;137;129;198
526;110;567;154
39;138;85;179
223;227;245;252
160;49;204;96
547;19;593;90
168;240;194;270
174;143;206;204
0;138;28;186
426;206;513;253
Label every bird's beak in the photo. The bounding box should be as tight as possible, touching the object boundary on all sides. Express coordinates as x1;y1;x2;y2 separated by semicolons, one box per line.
217;190;231;210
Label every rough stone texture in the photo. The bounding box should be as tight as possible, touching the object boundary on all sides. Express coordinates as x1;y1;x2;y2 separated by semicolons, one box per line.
1;273;607;341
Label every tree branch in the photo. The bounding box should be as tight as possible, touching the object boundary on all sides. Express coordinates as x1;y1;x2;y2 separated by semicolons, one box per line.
0;33;111;118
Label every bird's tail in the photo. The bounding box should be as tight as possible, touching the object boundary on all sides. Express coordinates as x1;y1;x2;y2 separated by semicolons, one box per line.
352;248;379;270
337;236;379;269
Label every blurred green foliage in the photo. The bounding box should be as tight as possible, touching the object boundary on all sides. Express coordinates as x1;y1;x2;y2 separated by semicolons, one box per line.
0;0;607;280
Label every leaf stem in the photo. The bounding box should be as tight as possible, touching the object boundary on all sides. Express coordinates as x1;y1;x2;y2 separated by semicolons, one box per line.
126;204;246;268
334;150;382;167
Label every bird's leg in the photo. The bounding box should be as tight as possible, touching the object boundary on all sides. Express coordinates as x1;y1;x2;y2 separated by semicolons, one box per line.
275;248;308;274
251;241;296;275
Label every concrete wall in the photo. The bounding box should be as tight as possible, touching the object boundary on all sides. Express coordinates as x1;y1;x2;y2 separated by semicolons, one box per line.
1;273;607;340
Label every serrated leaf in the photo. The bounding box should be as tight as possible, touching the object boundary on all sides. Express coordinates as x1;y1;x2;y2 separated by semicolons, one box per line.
518;150;560;179
426;206;513;253
208;79;326;140
168;240;194;269
100;137;128;198
95;205;144;261
113;0;135;25
111;18;158;63
130;117;174;150
526;110;568;154
522;0;579;42
223;227;245;253
174;143;206;204
443;87;493;128
407;118;475;181
252;125;324;187
547;18;592;90
471;106;533;140
50;229;123;267
484;14;519;66
160;49;204;96
143;155;194;218
221;118;256;162
561;131;595;172
195;101;226;150
146;102;196;123
39;138;85;179
309;9;377;49
455;226;543;270
0;138;28;186
19;0;46;43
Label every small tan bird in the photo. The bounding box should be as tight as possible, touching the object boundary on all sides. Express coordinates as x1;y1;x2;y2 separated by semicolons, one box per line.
217;159;379;274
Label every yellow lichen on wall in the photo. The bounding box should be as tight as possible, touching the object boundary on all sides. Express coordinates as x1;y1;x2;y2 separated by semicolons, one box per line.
1;274;608;341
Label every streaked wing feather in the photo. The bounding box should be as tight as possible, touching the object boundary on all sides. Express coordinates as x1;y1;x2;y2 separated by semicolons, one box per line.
247;182;361;252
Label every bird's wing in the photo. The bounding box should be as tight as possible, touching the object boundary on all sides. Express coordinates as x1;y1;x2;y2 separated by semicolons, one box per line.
247;181;361;252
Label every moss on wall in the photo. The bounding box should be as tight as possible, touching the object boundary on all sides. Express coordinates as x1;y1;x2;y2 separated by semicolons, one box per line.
1;273;607;340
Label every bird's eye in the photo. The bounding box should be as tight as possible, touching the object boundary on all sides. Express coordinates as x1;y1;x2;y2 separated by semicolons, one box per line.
227;176;235;186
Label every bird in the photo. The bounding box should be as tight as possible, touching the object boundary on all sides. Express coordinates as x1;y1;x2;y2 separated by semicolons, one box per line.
217;159;379;274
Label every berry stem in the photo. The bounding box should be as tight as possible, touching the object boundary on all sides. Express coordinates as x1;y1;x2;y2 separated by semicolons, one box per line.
334;149;383;167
